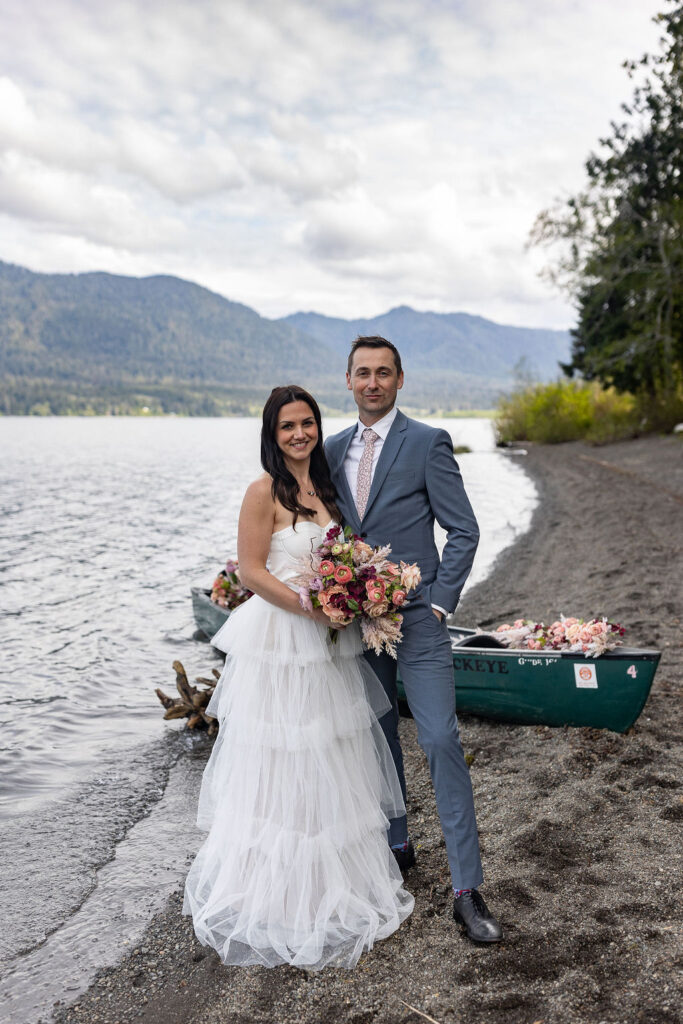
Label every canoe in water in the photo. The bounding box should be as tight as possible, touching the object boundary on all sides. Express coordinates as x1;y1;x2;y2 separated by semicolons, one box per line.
191;589;659;733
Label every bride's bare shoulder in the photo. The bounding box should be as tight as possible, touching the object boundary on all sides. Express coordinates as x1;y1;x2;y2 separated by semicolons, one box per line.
242;474;274;509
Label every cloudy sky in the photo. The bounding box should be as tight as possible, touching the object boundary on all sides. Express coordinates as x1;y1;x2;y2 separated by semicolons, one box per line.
0;0;664;328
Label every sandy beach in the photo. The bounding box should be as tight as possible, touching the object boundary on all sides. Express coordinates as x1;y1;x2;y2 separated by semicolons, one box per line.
54;434;682;1024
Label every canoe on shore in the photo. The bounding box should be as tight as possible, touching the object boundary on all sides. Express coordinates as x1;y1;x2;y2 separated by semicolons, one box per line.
191;588;660;733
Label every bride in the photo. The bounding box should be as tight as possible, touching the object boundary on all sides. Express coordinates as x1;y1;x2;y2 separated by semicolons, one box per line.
183;384;414;969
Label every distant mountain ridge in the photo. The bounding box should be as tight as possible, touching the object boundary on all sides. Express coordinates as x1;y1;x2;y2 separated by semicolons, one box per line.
0;260;571;415
283;307;569;382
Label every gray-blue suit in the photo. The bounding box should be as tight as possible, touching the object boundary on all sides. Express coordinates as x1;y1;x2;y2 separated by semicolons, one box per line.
326;409;484;890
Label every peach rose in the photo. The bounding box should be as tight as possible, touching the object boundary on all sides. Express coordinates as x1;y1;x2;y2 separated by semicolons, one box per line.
352;540;373;565
319;559;335;576
399;561;421;590
391;589;407;606
318;584;345;607
364;599;390;618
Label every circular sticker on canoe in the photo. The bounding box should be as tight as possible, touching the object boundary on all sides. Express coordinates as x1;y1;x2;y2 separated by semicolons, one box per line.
574;663;598;688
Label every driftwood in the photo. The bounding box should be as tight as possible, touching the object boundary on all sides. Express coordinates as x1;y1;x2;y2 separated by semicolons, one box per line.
155;660;220;736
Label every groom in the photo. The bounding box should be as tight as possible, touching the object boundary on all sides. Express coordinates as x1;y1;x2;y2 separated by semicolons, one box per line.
325;336;502;944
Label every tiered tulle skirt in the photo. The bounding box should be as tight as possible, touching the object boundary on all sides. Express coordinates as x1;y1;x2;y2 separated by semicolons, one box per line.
182;595;414;969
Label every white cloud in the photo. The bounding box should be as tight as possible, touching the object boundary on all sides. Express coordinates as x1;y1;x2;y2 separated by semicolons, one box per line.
0;0;665;328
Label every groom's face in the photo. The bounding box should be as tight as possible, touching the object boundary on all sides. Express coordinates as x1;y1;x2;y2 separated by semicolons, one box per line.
346;346;404;425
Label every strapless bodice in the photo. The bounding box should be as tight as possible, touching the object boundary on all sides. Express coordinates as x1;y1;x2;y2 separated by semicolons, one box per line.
268;519;335;588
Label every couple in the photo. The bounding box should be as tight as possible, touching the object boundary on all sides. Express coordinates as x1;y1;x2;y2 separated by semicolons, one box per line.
183;335;502;970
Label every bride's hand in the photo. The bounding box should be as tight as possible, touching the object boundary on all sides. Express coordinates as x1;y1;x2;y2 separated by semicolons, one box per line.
309;607;349;629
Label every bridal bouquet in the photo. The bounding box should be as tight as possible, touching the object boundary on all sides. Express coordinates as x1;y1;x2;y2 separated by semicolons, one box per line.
294;525;421;658
210;559;252;609
488;616;625;658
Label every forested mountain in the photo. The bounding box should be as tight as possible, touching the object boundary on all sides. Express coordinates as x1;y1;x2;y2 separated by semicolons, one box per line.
0;261;570;414
283;307;569;382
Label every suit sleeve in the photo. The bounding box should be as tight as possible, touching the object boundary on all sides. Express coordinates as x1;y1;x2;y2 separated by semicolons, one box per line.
424;429;479;613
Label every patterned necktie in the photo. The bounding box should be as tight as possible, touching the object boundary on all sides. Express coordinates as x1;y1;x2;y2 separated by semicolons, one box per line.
355;427;379;519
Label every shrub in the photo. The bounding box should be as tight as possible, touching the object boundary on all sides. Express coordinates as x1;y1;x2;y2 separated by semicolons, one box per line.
495;379;641;445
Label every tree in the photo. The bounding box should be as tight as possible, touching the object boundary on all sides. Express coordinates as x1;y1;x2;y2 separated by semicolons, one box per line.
530;3;682;412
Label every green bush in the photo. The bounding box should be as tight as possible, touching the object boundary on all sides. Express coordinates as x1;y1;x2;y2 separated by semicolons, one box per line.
495;379;641;445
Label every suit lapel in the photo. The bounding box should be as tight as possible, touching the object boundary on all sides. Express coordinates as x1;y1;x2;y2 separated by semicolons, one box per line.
330;424;361;532
363;410;408;521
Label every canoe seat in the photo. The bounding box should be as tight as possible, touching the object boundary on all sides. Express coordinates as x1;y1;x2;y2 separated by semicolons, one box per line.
453;634;507;649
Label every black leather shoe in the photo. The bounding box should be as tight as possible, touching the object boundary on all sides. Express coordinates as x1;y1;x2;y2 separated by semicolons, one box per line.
452;890;503;943
392;839;416;872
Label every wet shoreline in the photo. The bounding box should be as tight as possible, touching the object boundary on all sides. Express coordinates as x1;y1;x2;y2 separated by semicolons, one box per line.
13;434;683;1024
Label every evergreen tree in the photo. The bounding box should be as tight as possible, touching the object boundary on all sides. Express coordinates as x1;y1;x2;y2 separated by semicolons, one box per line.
531;3;682;415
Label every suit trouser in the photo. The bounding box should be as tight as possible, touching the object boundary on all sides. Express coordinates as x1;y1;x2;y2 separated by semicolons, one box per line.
364;607;484;891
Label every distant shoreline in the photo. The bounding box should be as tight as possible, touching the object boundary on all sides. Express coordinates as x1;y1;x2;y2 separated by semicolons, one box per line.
0;408;496;420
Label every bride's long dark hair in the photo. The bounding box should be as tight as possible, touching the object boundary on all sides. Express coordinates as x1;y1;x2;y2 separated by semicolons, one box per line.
261;385;340;528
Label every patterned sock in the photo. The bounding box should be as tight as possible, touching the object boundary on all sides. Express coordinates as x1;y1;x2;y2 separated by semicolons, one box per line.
391;840;409;852
453;887;472;900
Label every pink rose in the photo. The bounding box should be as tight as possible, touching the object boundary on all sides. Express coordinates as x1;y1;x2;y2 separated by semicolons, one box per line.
334;564;353;584
327;605;354;625
319;559;335;576
391;589;407;606
496;623;512;632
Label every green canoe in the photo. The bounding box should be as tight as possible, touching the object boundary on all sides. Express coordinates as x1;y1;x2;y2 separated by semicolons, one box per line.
399;626;660;734
191;589;659;733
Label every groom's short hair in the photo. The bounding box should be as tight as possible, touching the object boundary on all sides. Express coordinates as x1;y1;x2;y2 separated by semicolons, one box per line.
348;335;403;376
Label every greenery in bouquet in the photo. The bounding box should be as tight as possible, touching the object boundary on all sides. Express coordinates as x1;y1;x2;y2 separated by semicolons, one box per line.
210;558;252;610
294;524;421;658
489;616;625;658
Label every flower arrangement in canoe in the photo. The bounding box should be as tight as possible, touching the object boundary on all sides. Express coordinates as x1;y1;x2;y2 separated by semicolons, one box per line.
210;559;252;610
294;524;421;658
488;616;625;658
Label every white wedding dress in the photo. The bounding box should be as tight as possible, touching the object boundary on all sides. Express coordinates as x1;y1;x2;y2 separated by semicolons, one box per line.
183;520;414;970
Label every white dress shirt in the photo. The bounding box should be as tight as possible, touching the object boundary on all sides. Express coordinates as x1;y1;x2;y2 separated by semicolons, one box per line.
343;405;447;619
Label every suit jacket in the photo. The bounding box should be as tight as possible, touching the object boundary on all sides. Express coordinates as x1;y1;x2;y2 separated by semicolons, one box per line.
325;410;479;616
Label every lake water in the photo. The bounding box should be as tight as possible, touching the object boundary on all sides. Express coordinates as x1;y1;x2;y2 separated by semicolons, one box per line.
0;416;536;1022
